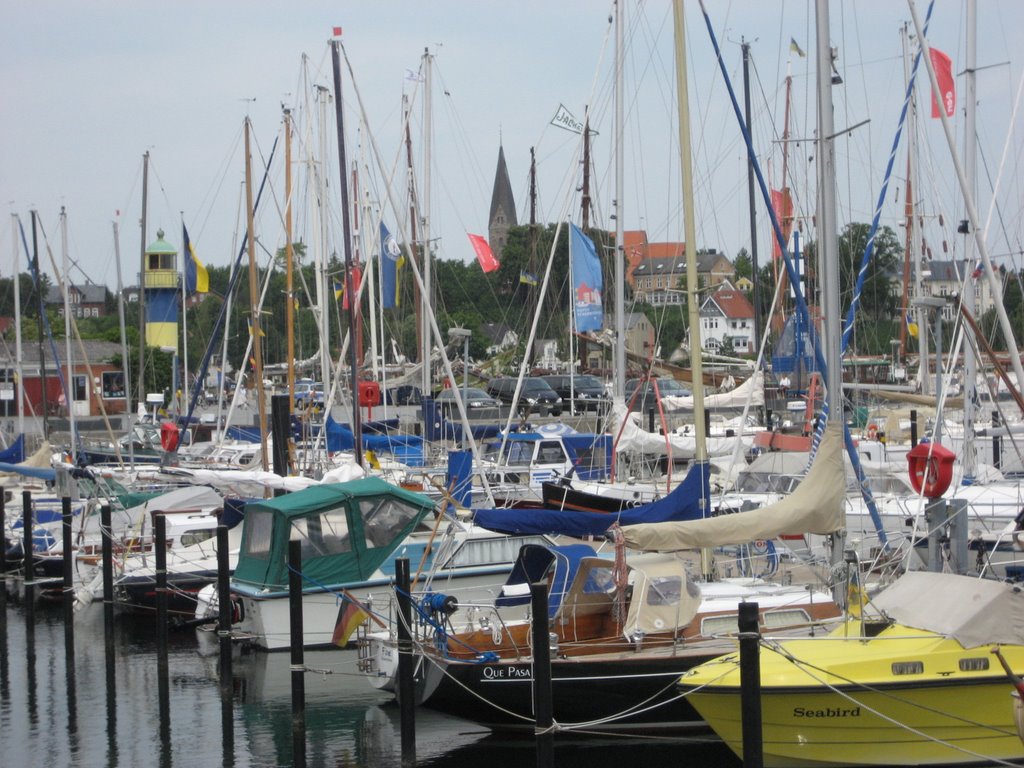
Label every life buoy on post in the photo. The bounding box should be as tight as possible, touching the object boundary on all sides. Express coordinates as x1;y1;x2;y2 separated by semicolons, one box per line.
159;420;179;452
906;442;955;498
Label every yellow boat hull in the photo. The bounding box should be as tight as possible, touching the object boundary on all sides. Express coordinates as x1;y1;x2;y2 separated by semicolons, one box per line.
679;626;1024;766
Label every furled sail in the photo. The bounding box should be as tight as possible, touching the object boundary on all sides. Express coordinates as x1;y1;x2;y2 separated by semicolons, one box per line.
621;420;845;551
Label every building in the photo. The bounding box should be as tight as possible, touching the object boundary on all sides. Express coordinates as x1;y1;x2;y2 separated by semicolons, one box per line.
0;339;129;417
487;144;517;259
481;322;518;356
45;283;109;318
625;232;735;305
699;284;756;354
912;259;999;321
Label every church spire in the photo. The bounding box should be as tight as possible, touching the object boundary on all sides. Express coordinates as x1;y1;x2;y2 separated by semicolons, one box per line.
488;143;517;257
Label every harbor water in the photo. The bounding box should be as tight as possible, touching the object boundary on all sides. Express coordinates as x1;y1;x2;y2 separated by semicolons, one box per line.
1;599;740;768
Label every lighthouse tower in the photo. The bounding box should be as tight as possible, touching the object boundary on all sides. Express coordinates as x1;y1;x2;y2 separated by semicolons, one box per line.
143;229;179;349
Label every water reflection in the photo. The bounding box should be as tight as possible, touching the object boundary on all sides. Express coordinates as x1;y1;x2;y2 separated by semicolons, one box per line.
1;604;739;768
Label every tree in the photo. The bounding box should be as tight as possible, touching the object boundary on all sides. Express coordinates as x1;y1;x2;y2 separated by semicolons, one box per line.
734;248;753;281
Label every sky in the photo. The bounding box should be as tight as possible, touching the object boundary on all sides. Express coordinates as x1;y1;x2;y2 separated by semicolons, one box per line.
2;0;1023;297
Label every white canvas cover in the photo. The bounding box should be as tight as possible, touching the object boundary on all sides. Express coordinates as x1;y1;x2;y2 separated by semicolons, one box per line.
621;421;845;551
661;371;765;410
869;570;1024;648
609;402;752;459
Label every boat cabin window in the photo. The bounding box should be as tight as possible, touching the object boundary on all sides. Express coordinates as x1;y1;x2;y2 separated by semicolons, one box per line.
179;529;215;548
242;510;275;558
762;609;811;628
292;508;351;559
645;575;683;606
891;661;924;675
443;535;549;569
502;441;535;466
959;657;989;672
537;441;566;464
359;497;422;549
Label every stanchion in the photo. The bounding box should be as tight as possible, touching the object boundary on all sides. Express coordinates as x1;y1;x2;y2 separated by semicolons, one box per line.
288;539;306;768
530;581;554;768
738;601;763;768
396;557;416;768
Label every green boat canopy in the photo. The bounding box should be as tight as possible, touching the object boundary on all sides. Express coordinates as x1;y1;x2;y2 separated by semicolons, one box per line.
232;477;438;592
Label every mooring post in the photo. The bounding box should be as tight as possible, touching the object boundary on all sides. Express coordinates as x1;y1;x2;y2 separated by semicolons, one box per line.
395;557;416;768
992;410;1002;470
288;538;306;768
154;512;168;662
22;490;34;609
739;601;763;768
62;496;74;647
0;492;7;625
216;525;233;687
530;580;554;768
909;409;919;447
100;503;115;647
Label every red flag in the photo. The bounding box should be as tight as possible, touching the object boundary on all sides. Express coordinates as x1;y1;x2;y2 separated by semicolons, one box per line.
332;26;343;37
467;233;499;273
929;48;955;118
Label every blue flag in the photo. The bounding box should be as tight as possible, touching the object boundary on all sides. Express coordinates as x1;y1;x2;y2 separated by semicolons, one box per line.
380;222;403;309
570;223;602;332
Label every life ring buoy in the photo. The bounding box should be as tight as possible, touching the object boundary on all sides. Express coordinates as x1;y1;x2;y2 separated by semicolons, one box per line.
867;424;878;440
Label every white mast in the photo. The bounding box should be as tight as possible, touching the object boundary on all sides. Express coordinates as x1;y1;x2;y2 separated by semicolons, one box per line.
112;219;133;464
961;0;977;480
674;0;711;579
421;47;434;396
11;214;24;439
315;85;332;400
613;1;626;398
815;0;846;581
60;207;76;460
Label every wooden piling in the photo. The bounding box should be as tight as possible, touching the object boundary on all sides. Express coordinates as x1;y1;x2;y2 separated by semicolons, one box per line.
738;601;763;768
530;581;554;768
396;557;416;767
288;538;306;768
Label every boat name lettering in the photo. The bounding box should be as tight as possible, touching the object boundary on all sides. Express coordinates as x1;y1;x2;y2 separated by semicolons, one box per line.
792;706;861;718
482;665;532;680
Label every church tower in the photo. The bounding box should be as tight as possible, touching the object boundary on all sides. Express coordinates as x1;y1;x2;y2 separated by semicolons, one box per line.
488;144;517;257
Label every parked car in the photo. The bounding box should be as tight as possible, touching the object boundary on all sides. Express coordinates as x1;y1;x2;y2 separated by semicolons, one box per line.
540;374;609;413
433;386;501;415
486;377;563;416
625;377;691;412
294;378;324;408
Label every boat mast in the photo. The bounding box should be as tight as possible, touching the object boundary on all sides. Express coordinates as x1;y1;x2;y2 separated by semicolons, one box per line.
420;47;434;398
404;97;423;377
60;207;76;460
673;1;711;578
815;0;845;579
244;119;270;472
742;40;763;352
961;0;977;481
137;151;148;407
112;219;134;463
31;211;48;439
331;37;363;467
11;214;24;439
613;1;626;399
285;108;296;409
315;86;332;404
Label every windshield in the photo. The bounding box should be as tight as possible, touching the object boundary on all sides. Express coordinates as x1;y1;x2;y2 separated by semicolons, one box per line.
522;380;553;393
574;376;604;389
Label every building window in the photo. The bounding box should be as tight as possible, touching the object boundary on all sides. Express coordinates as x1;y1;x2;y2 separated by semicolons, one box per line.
101;371;126;399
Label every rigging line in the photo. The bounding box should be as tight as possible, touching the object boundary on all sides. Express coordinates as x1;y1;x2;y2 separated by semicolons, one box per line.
192;122;246;245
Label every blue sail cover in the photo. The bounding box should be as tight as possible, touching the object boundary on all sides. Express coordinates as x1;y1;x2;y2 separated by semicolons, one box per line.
471;461;711;537
0;435;25;464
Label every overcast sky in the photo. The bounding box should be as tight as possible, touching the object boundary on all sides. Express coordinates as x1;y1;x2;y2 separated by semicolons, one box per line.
3;1;1022;294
